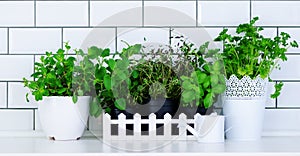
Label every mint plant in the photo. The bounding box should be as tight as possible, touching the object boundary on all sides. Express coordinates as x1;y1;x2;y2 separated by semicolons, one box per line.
214;17;298;98
179;40;225;108
23;43;94;103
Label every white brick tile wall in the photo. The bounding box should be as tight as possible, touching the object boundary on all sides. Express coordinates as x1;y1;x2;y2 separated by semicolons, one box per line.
0;0;298;132
36;1;88;27
252;1;300;26
64;28;116;53
0;83;7;108
271;55;300;80
0;55;33;81
0;110;33;130
117;28;169;51
0;1;34;26
0;29;7;54
90;1;142;26
144;1;196;26
277;82;300;107
198;1;250;26
8;83;37;108
9;28;61;54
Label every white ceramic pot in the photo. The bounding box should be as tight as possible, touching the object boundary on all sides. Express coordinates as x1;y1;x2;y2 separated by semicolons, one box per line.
223;75;267;141
38;96;90;140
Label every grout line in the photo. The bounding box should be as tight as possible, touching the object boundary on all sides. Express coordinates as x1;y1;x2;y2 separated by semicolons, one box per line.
196;0;198;27
6;82;8;109
249;0;252;20
61;28;64;49
88;0;91;27
7;28;9;54
33;109;36;130
275;81;278;109
115;27;118;52
169;27;172;46
142;0;145;26
34;0;37;27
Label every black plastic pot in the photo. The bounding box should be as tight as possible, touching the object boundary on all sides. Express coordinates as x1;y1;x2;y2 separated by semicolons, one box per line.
176;106;213;119
109;97;179;131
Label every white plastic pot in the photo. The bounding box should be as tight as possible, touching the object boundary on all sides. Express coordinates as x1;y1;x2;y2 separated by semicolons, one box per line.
223;75;267;141
38;96;90;140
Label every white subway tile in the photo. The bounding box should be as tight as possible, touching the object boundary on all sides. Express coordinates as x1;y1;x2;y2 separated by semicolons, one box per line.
0;83;7;108
8;83;37;108
91;1;142;26
279;28;300;53
271;55;300;80
144;1;196;26
253;1;300;26
171;28;223;50
264;109;300;131
36;1;88;26
0;110;33;130
277;82;300;107
9;28;61;54
198;1;250;26
117;28;169;51
0;28;7;54
0;1;34;26
0;55;33;81
63;28;116;53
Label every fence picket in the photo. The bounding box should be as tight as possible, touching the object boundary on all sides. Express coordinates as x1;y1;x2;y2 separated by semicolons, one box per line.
149;113;156;139
163;113;172;140
118;113;126;140
178;113;187;140
134;113;141;140
103;113;111;140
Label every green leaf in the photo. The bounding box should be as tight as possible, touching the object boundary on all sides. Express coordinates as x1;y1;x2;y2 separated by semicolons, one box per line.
101;48;110;57
115;98;126;110
203;93;213;108
132;70;139;79
72;95;78;103
90;98;99;116
88;46;101;59
77;89;84;96
103;74;112;90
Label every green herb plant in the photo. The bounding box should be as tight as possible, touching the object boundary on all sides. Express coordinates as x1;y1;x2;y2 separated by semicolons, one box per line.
23;43;94;103
128;46;182;105
178;38;226;108
214;17;298;98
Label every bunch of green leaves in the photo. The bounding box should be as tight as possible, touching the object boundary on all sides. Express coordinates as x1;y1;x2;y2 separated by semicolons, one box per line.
128;46;182;105
214;17;298;98
23;43;94;103
179;39;226;108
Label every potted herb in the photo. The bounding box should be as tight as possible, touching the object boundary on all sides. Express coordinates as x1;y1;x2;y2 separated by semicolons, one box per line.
23;43;94;140
214;17;298;140
105;43;182;120
179;39;226;118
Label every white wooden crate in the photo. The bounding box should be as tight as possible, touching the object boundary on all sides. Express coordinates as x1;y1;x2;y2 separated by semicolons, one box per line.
103;113;201;141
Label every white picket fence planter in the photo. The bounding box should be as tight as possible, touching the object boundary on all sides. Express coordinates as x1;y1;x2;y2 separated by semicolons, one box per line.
103;113;218;141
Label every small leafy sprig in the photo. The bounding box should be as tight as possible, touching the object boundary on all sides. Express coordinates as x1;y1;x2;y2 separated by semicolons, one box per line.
23;43;94;103
214;17;298;98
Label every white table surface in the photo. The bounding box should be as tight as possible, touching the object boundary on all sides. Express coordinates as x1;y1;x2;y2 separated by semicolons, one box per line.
1;131;300;156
